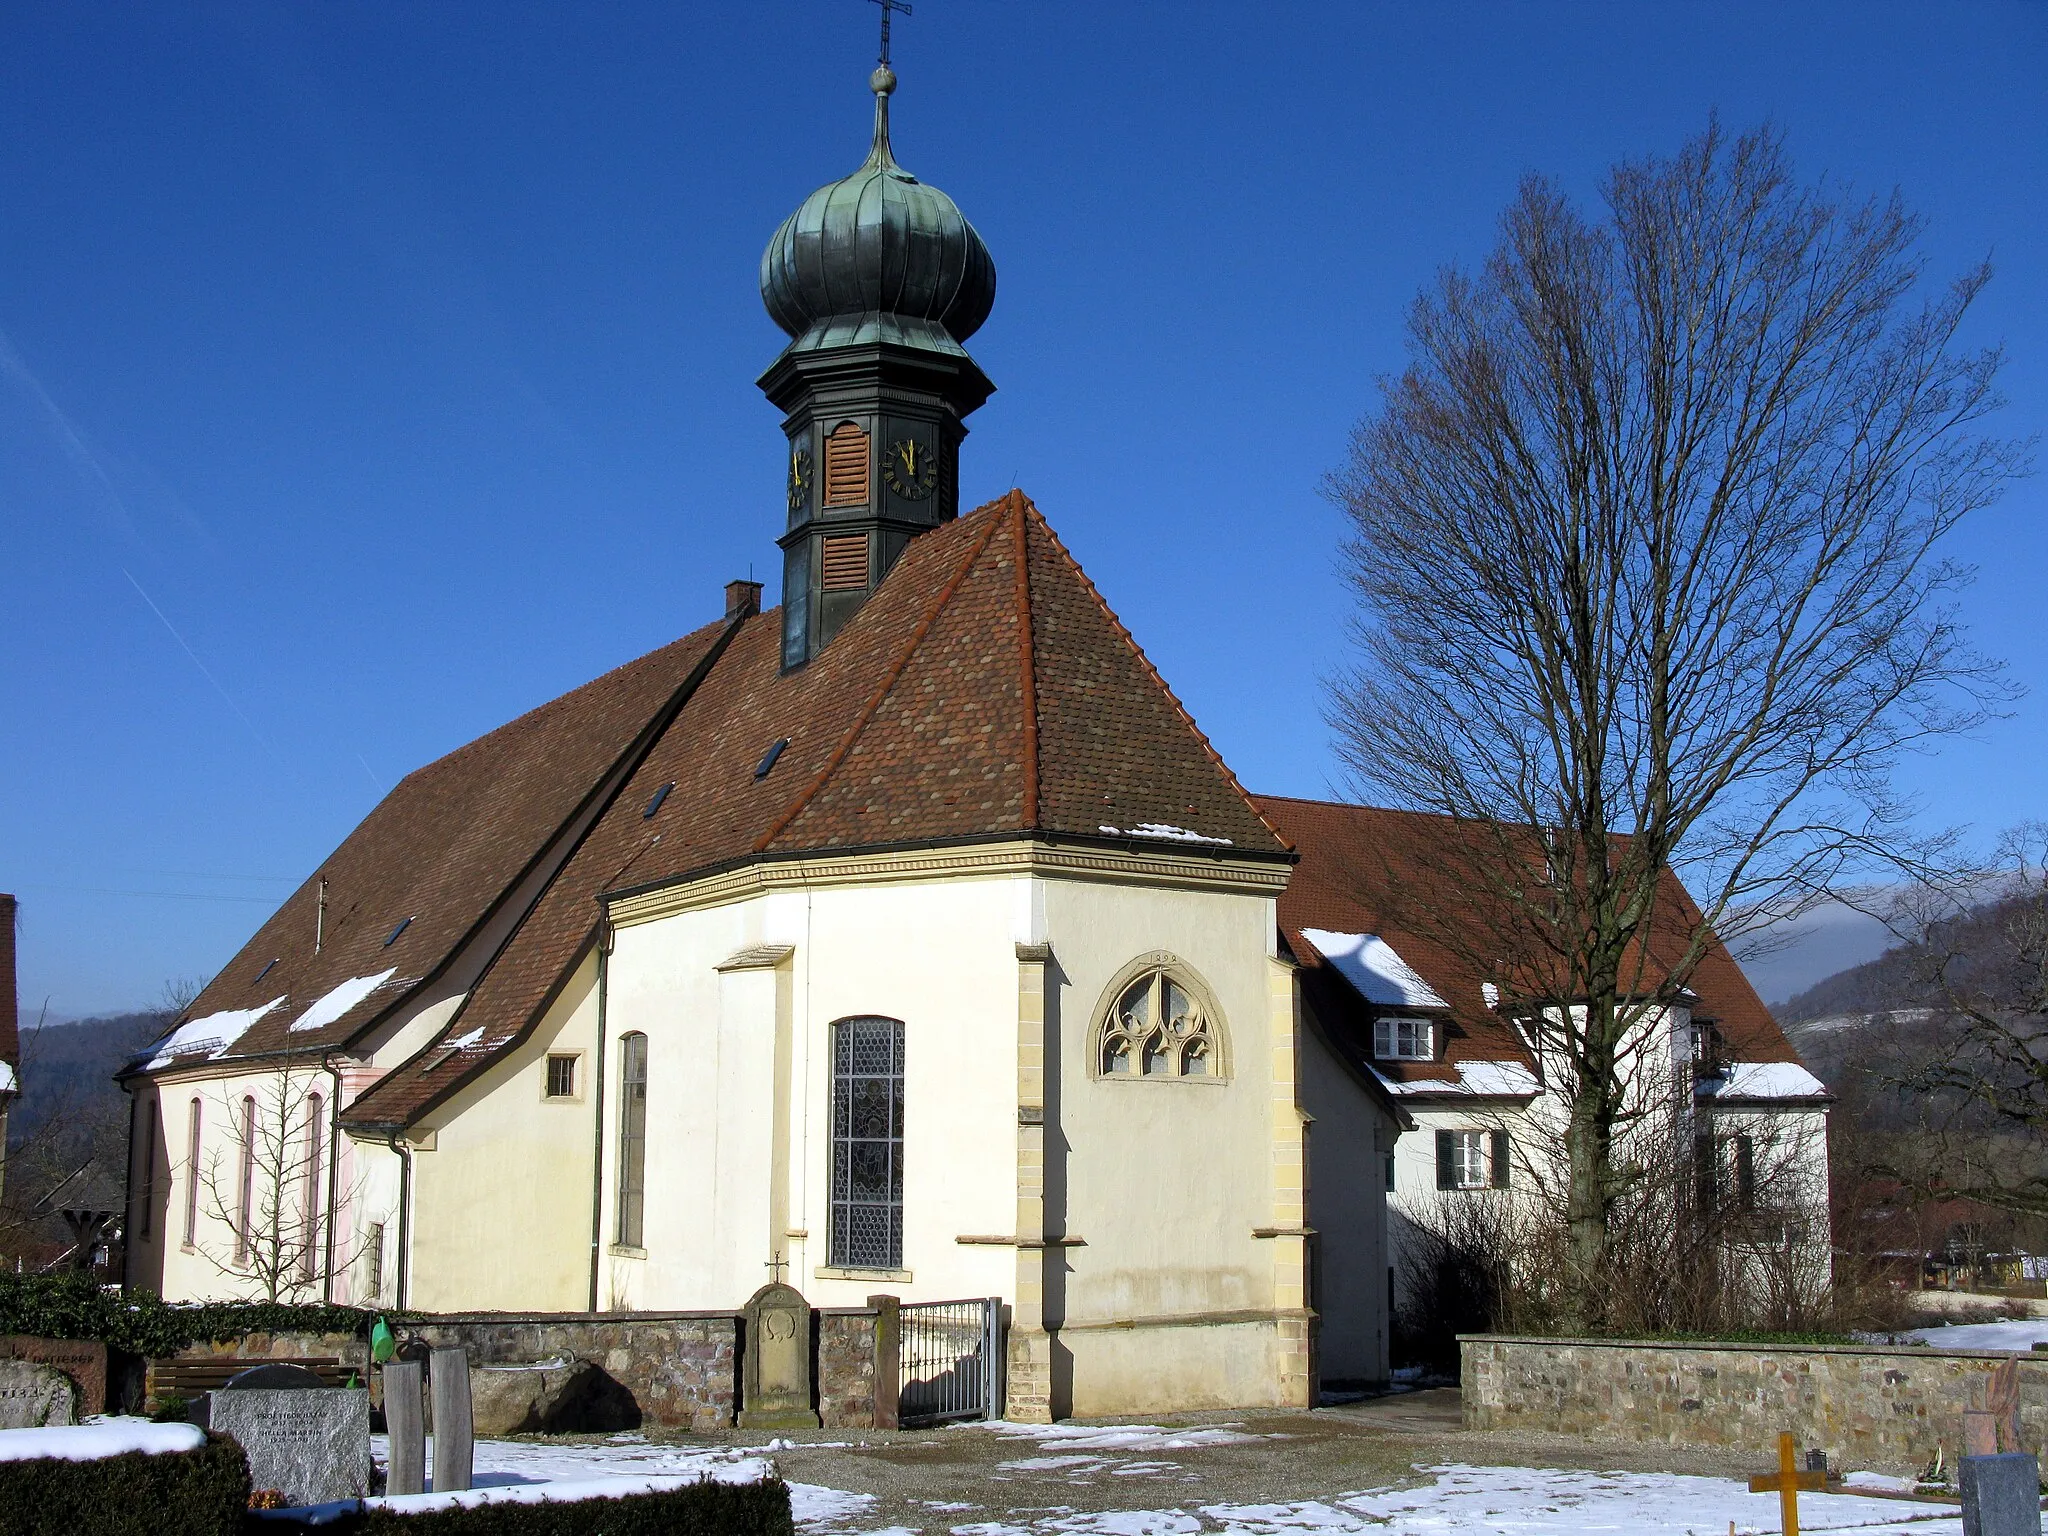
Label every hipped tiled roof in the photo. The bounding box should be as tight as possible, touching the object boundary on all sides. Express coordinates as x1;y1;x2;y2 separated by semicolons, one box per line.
136;492;1282;1126
1254;795;1802;1084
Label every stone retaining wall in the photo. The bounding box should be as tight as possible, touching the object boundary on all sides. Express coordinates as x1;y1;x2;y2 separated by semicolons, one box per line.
1462;1334;2048;1473
156;1306;885;1431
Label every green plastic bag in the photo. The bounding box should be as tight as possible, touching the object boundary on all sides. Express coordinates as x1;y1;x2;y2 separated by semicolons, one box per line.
370;1316;395;1365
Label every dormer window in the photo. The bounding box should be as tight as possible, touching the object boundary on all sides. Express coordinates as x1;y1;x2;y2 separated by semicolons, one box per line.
1374;1016;1433;1061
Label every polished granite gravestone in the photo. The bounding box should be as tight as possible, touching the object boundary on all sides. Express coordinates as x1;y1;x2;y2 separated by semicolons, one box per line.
0;1338;106;1415
0;1360;76;1428
208;1387;371;1506
1961;1452;2044;1536
739;1282;820;1429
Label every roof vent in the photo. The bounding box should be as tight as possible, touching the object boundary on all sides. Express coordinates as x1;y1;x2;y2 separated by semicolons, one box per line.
384;916;413;947
754;738;791;780
643;781;675;819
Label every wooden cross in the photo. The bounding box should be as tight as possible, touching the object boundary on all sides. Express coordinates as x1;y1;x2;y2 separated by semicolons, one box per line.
868;0;912;68
1748;1432;1839;1535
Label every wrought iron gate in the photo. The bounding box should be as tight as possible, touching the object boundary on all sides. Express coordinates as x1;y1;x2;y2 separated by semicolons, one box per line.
898;1296;1002;1425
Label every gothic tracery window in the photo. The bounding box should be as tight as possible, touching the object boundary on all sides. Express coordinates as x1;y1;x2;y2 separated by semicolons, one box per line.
1099;967;1218;1079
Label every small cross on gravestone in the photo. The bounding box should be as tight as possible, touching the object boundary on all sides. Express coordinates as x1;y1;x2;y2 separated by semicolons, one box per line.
739;1282;820;1430
1960;1452;2043;1536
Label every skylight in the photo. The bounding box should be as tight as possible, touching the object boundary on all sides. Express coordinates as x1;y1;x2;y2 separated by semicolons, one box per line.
754;738;790;780
643;781;674;819
383;916;413;947
254;958;279;983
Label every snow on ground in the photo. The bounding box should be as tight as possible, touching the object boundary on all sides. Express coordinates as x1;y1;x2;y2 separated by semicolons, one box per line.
0;1418;204;1463
1901;1318;2048;1352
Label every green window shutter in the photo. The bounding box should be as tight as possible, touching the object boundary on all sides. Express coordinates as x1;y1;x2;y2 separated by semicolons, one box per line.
1490;1129;1510;1188
1435;1129;1454;1190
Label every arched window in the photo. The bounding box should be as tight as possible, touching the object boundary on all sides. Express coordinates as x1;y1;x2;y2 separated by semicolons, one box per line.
615;1033;648;1249
300;1093;324;1280
235;1095;257;1264
1096;957;1225;1081
183;1098;202;1248
829;1016;904;1271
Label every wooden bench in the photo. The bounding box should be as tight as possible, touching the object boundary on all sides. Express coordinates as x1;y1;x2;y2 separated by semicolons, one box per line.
147;1355;355;1400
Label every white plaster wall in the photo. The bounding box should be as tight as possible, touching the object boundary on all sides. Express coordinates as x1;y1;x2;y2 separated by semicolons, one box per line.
403;953;603;1312
1044;880;1280;1327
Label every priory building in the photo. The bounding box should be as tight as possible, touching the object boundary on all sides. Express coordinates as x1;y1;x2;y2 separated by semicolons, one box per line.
118;62;1827;1417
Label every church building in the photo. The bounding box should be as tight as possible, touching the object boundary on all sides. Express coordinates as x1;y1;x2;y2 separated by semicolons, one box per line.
118;63;1410;1418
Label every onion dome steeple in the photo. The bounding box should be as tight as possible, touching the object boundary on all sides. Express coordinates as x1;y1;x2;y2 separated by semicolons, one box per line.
760;62;997;670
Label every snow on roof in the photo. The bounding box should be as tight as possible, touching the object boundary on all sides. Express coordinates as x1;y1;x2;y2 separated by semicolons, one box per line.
1301;929;1449;1008
288;968;399;1034
1372;1060;1541;1097
0;1419;205;1463
0;1061;14;1094
1099;823;1234;847
1696;1061;1830;1101
139;997;286;1070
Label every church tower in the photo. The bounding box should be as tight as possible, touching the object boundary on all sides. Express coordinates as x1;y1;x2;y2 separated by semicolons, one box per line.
758;61;997;669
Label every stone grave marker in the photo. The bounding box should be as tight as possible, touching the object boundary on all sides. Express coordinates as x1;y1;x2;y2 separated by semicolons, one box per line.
0;1359;76;1428
739;1281;819;1429
209;1385;371;1507
0;1337;106;1415
429;1348;473;1493
1960;1452;2043;1536
384;1360;426;1496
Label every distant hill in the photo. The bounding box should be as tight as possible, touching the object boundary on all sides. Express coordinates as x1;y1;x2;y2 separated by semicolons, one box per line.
7;1010;166;1151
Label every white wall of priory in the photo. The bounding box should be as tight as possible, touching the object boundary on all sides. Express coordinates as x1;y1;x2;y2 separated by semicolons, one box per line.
126;856;1396;1413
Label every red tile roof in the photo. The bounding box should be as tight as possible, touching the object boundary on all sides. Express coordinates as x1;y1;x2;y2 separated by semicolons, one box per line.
130;492;1283;1124
1253;794;1802;1085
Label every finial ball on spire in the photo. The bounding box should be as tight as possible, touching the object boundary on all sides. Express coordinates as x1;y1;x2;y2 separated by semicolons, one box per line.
870;65;897;97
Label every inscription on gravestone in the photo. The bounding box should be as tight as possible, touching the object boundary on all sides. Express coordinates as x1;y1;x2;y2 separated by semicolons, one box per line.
0;1360;76;1428
739;1281;819;1430
209;1388;370;1507
0;1338;107;1416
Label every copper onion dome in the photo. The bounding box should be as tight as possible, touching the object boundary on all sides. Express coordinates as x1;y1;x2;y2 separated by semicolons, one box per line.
760;67;996;357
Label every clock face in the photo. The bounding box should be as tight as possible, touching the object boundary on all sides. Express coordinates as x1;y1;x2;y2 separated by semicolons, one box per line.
786;446;813;513
883;437;939;500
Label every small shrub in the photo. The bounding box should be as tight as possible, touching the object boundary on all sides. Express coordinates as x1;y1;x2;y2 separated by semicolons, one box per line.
250;1477;795;1536
0;1430;250;1536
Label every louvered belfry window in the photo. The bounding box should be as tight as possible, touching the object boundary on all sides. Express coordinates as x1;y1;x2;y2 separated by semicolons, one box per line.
823;422;870;507
830;1017;904;1271
820;533;870;592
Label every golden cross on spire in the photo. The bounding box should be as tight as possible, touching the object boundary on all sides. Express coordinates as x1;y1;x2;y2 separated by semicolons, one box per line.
869;0;912;68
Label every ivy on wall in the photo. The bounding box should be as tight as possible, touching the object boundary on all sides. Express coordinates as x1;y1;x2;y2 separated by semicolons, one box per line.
0;1272;385;1358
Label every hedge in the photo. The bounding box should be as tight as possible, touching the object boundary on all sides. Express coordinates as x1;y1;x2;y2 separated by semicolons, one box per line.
0;1271;380;1357
0;1430;251;1536
252;1477;795;1536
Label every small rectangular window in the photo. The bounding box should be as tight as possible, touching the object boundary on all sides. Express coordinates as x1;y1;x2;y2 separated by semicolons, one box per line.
546;1053;578;1099
365;1222;385;1302
616;1034;648;1248
1383;1152;1396;1192
183;1099;202;1248
1374;1017;1433;1060
1436;1128;1509;1190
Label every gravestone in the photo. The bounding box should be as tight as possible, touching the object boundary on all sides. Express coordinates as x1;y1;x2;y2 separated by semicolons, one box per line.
0;1337;106;1415
0;1359;76;1428
429;1348;473;1493
739;1281;819;1429
384;1360;426;1496
208;1388;370;1507
1960;1452;2044;1536
226;1363;326;1391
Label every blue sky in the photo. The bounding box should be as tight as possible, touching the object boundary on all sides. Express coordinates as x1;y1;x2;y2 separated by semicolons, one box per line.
2;3;2042;1017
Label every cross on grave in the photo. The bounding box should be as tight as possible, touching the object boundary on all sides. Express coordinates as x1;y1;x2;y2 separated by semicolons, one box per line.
1748;1432;1842;1536
868;0;912;68
764;1252;788;1282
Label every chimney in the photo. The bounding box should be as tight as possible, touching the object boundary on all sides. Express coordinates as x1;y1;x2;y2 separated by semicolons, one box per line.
0;893;18;1092
725;579;764;619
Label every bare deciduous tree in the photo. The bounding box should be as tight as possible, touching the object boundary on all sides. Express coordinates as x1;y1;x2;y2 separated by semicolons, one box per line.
1327;120;2024;1327
195;1054;354;1302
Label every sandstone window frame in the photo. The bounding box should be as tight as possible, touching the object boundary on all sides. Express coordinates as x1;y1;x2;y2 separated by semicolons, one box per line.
1092;952;1229;1083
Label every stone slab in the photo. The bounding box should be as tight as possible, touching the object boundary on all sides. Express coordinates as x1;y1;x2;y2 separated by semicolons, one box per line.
740;1282;819;1430
1961;1453;2044;1536
0;1360;75;1428
0;1337;106;1416
209;1387;370;1507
